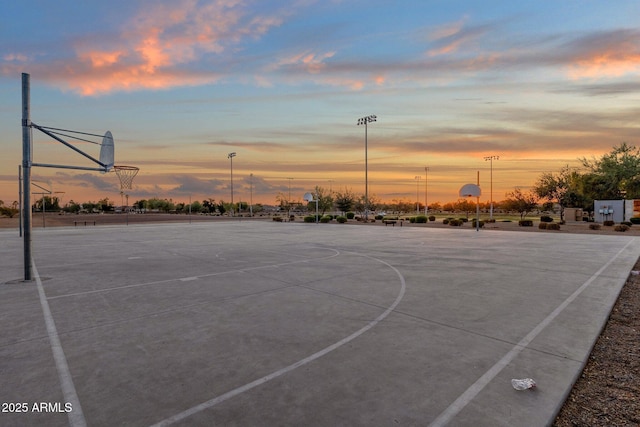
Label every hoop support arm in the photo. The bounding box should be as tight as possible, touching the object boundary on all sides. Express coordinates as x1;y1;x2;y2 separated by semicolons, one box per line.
32;162;107;172
31;122;108;169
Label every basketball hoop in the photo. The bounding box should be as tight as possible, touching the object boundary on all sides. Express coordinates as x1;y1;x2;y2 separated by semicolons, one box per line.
113;165;139;190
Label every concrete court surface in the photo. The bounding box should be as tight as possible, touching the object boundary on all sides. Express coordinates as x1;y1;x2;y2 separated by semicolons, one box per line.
1;221;639;427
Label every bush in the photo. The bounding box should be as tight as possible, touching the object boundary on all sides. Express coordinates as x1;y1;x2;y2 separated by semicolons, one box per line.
409;217;416;223
603;220;615;226
415;215;428;223
459;217;469;223
443;218;450;225
336;216;347;223
485;218;496;223
273;216;283;222
346;212;355;219
428;215;436;222
375;214;384;220
589;223;601;230
471;219;485;228
303;215;316;223
538;222;548;229
320;215;333;223
519;220;534;227
449;219;463;226
540;215;553;223
615;224;629;232
547;223;561;230
630;217;640;225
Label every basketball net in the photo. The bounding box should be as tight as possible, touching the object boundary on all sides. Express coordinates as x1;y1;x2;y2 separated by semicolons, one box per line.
113;165;139;190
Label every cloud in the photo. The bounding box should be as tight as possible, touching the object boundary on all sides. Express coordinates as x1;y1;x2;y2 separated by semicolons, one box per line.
7;0;286;96
564;29;640;79
169;174;224;194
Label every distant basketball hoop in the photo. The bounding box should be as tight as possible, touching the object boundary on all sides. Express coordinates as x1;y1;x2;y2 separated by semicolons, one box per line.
113;165;139;190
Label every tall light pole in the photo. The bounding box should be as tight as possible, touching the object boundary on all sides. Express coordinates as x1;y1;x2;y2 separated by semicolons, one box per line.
415;176;421;213
228;152;236;216
484;155;499;220
424;166;429;216
357;114;376;220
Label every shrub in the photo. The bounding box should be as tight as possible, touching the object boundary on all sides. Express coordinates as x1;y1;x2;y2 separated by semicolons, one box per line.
471;219;485;228
346;212;355;219
415;215;428;223
375;214;384;220
630;217;640;225
273;216;283;222
547;223;561;230
603;220;615;226
459;217;469;223
486;218;496;223
589;223;601;230
614;224;629;232
519;220;534;227
289;215;295;221
336;216;347;223
428;215;436;222
303;215;316;223
538;222;548;229
540;215;553;223
320;215;332;223
443;218;450;225
449;219;463;226
409;217;416;223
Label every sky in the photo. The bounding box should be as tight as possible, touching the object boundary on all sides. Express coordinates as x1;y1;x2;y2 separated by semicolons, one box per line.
1;0;639;208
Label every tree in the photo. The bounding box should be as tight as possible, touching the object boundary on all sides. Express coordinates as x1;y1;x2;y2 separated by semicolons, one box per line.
0;200;19;218
313;186;334;215
502;188;538;219
334;189;356;215
98;197;114;212
454;198;476;219
33;195;60;212
533;165;582;221
202;198;215;214
63;200;81;214
580;143;640;199
216;200;226;215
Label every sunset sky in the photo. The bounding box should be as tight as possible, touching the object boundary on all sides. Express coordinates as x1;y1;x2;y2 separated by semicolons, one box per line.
1;1;639;208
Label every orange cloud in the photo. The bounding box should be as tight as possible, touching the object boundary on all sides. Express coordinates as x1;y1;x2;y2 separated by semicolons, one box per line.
64;0;283;95
568;52;640;79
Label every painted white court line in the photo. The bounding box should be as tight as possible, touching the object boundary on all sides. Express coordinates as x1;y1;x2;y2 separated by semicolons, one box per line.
33;261;87;427
47;249;341;300
148;251;406;427
427;238;635;427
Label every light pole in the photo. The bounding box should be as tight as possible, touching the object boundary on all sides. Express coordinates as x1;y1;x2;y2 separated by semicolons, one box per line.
228;152;236;216
415;176;421;213
249;173;253;216
357;114;376;220
483;155;499;220
424;166;429;216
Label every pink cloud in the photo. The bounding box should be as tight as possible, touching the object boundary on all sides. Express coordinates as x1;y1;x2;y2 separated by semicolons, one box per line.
568;52;640;79
59;0;283;95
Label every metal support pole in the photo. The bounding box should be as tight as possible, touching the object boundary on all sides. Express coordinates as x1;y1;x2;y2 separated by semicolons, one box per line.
18;165;22;237
22;73;32;281
425;166;429;216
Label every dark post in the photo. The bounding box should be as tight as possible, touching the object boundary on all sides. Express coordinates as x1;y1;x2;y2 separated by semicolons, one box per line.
22;73;32;281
